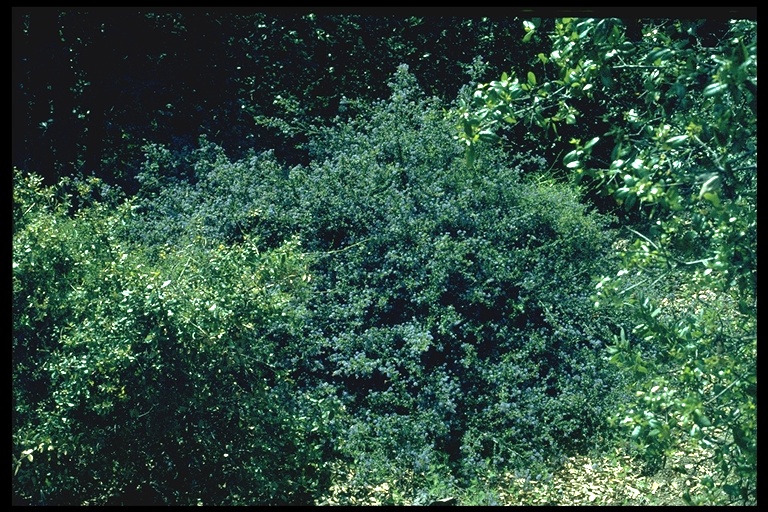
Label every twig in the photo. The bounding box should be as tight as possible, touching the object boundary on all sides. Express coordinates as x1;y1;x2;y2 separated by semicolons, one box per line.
137;404;156;418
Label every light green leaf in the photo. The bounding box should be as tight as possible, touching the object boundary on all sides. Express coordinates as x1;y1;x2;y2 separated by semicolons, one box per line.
478;130;501;144
665;135;689;148
566;160;581;169
703;82;728;97
583;137;600;150
699;174;722;200
563;149;580;165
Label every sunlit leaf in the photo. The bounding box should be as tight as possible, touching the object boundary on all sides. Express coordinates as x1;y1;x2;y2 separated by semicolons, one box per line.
703;82;728;97
665;135;688;148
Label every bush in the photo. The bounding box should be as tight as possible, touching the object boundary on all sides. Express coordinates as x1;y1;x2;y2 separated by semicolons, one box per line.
13;169;331;505
27;65;633;504
260;67;628;497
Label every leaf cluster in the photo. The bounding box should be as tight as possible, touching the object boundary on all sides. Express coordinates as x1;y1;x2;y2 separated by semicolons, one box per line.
13;169;332;505
458;16;756;504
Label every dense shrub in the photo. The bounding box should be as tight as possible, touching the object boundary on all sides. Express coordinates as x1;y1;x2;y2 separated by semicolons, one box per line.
128;67;630;501
13;169;333;505
295;67;630;499
16;66;634;504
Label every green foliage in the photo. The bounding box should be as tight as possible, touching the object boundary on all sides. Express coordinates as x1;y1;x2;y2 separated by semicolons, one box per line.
127;139;294;250
13;168;333;505
459;16;756;504
285;67;625;496
13;10;757;504
25;43;753;500
120;66;629;503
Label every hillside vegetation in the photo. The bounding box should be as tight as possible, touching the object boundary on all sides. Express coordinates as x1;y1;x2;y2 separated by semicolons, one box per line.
13;11;755;505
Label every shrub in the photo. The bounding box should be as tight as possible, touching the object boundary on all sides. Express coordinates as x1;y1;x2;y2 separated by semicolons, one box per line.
75;65;632;503
13;169;331;505
282;67;628;496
